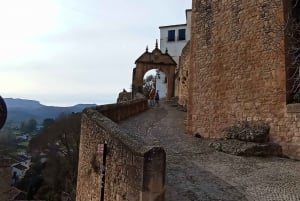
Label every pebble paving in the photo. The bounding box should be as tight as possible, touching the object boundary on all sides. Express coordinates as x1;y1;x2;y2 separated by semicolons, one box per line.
118;101;300;201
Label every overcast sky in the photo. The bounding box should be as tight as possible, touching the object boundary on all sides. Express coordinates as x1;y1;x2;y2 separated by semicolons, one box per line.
0;0;191;106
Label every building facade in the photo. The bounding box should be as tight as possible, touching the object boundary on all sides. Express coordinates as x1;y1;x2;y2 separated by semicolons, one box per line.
159;9;192;65
155;70;167;99
159;9;192;97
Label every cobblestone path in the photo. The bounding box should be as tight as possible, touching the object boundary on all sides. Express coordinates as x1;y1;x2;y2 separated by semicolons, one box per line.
119;101;300;201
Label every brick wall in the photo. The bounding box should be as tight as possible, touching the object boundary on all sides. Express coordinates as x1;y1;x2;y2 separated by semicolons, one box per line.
187;0;300;159
178;41;190;107
76;99;166;201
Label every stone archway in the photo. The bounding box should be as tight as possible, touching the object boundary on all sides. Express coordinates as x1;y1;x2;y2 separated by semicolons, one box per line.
132;45;176;99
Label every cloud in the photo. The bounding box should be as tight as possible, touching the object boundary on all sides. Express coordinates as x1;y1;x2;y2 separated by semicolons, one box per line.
0;0;191;106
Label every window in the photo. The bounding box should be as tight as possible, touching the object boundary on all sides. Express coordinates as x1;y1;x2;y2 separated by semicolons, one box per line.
168;30;175;41
178;29;186;40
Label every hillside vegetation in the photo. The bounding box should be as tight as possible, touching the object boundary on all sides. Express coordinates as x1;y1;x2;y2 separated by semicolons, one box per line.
4;98;96;126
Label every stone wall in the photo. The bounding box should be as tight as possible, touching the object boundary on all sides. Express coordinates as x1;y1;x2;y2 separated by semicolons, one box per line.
178;41;190;107
96;99;148;122
187;0;300;159
117;90;132;103
76;99;166;201
174;74;179;97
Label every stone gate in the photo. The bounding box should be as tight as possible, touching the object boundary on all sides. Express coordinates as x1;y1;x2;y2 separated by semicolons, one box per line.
132;42;176;99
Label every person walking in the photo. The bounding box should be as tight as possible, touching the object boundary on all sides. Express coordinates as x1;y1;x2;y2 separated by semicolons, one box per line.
155;90;160;106
149;88;155;106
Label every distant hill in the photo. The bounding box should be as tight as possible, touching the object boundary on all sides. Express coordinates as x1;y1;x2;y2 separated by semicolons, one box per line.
4;98;97;126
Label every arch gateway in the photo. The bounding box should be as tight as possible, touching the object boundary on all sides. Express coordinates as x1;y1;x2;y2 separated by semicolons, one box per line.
132;44;177;99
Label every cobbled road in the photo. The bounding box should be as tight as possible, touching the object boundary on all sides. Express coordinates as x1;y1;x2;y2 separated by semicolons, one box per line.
119;101;300;201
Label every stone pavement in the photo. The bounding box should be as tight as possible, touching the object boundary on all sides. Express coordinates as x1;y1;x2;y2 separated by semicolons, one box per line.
119;101;300;201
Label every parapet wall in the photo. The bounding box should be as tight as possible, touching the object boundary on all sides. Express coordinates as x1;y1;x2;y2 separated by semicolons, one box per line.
76;99;166;201
95;98;148;122
188;0;300;159
178;41;190;107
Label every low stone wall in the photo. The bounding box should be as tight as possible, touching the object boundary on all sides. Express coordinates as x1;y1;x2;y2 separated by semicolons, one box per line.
76;99;166;201
95;98;148;122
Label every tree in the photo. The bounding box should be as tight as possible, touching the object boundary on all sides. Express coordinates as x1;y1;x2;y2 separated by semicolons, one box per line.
0;129;17;155
42;118;55;130
28;113;81;201
27;119;37;132
20;118;37;133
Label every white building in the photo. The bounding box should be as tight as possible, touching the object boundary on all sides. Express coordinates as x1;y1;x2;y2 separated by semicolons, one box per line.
155;70;167;99
157;9;191;98
159;9;192;64
11;155;31;184
11;163;27;181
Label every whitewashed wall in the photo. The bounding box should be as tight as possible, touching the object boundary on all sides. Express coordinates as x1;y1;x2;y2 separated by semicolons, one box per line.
159;24;187;64
155;71;167;98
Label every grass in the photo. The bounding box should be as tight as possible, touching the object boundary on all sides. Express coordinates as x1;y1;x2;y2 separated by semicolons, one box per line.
12;130;22;135
18;141;29;147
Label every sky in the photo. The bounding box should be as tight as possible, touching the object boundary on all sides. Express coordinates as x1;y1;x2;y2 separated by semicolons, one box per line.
0;0;191;106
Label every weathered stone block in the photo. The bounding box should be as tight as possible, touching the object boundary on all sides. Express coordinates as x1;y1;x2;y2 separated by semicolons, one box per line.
210;139;282;157
224;121;270;143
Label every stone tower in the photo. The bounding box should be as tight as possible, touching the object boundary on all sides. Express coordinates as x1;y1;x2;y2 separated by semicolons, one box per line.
187;0;300;159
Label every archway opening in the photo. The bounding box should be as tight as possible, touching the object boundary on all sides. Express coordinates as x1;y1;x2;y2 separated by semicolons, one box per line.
143;69;167;99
